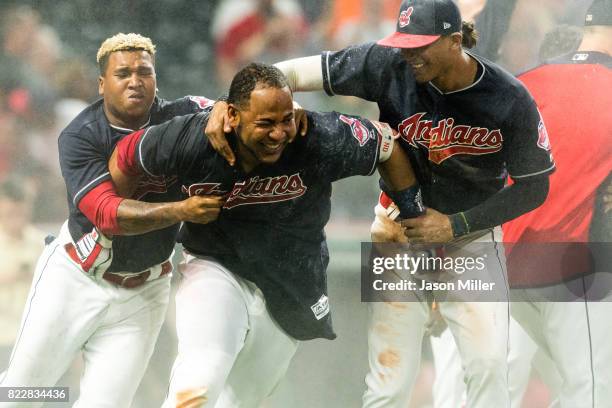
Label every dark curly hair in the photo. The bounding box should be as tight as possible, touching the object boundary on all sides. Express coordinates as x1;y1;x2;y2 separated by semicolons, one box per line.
228;62;290;109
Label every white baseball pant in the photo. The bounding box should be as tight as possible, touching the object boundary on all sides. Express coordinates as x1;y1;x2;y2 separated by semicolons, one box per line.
161;254;298;408
430;328;466;408
512;271;612;408
362;203;510;408
431;315;562;408
0;222;171;408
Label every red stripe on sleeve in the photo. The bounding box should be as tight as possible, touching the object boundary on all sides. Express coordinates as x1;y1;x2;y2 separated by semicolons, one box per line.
116;129;145;176
378;191;393;209
78;180;124;235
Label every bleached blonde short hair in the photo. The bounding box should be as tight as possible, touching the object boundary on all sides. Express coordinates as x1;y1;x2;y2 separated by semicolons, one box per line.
96;33;156;74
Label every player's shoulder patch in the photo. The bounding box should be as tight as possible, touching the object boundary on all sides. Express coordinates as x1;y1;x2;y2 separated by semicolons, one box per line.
339;114;373;146
536;112;551;151
188;96;215;110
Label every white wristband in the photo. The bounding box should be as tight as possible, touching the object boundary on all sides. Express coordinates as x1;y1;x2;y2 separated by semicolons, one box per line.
371;121;397;162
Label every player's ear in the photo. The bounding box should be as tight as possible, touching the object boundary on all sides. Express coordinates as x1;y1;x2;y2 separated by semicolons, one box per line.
227;104;240;128
98;76;104;96
449;33;462;51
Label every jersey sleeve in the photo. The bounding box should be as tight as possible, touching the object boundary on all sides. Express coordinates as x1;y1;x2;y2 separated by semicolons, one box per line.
504;93;556;180
59;129;113;208
322;42;399;101
135;113;211;179
306;111;383;182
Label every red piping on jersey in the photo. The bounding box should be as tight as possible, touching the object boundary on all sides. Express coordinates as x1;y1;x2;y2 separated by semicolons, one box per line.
78;180;123;235
116;129;145;176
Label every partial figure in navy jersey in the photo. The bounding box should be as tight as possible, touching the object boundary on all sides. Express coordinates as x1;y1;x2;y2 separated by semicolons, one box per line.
110;62;423;408
0;33;223;408
205;1;555;407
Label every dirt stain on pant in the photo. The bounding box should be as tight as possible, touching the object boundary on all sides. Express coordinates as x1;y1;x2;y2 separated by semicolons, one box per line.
384;301;408;310
176;387;208;408
378;348;400;369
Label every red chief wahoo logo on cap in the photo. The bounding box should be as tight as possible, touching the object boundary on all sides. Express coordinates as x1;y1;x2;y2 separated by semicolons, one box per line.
378;0;462;49
399;6;414;27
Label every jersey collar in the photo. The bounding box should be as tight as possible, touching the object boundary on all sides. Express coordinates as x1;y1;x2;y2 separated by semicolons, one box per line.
108;116;151;134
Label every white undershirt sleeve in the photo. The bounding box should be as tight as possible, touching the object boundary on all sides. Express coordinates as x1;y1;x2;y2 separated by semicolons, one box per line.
275;56;324;92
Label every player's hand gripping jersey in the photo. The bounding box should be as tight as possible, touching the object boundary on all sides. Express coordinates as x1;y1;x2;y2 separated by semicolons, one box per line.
59;96;213;272
322;43;555;218
116;110;388;340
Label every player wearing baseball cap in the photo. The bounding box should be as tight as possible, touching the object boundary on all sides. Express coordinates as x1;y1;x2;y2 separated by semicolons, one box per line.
377;0;462;49
204;0;555;406
108;62;424;407
503;0;612;405
0;33;222;407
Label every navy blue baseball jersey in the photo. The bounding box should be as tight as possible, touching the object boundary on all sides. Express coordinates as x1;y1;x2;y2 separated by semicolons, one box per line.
322;42;555;215
58;95;213;272
129;110;385;340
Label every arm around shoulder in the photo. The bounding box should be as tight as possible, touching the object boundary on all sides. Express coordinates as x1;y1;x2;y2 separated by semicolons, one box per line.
107;129;225;235
275;55;324;92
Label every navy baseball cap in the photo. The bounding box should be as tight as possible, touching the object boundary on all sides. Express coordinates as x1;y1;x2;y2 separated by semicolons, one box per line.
584;0;612;26
378;0;462;49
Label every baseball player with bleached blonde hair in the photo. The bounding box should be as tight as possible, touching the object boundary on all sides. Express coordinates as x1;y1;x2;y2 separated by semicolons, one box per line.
0;32;221;407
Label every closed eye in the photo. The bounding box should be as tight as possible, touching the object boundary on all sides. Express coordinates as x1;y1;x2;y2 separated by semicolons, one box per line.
137;67;154;76
115;69;130;79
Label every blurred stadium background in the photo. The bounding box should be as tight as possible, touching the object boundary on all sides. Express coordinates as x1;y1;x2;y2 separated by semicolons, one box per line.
0;0;593;406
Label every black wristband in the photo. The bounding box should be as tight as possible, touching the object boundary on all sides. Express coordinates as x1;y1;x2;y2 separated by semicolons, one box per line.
449;212;470;238
379;179;425;219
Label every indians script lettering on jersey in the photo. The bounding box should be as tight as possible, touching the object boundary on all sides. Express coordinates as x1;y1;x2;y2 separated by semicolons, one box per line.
182;173;307;209
398;112;504;164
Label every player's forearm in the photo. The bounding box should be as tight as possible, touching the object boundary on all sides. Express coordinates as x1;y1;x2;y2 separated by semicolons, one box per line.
450;176;550;237
116;199;185;236
377;138;424;218
274;56;324;92
377;140;417;190
109;146;184;235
